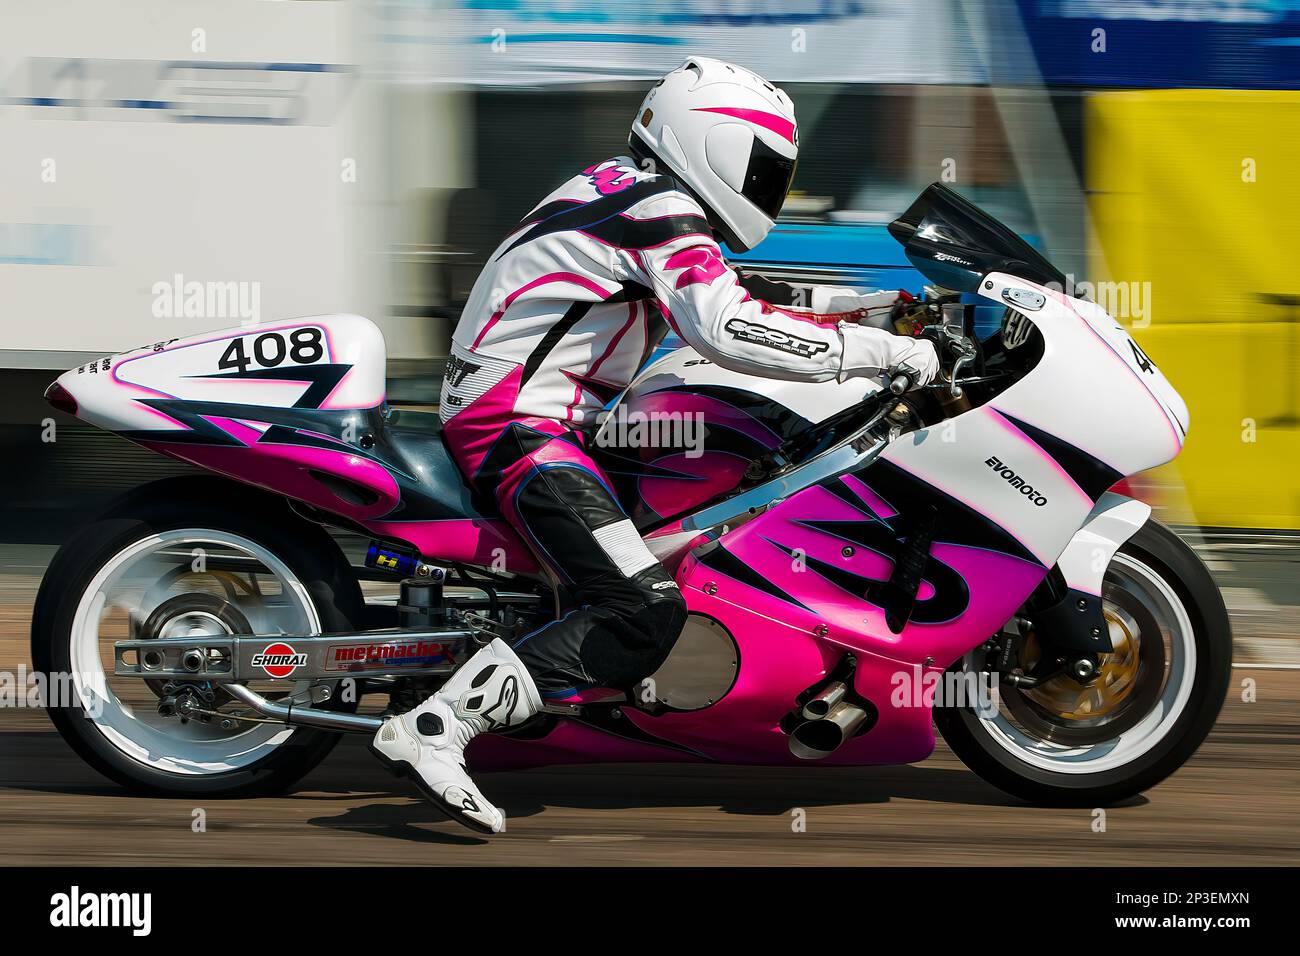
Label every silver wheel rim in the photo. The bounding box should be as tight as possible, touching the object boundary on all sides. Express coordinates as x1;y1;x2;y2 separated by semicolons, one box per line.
68;529;321;775
972;552;1197;774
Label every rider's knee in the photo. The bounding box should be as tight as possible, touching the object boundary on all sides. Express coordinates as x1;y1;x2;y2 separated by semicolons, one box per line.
648;585;688;642
578;572;687;687
626;578;687;676
642;581;686;630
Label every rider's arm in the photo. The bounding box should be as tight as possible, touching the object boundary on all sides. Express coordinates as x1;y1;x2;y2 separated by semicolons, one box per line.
731;268;907;321
623;221;936;384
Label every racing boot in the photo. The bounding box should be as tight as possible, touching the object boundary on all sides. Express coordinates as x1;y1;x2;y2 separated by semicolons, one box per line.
369;638;542;833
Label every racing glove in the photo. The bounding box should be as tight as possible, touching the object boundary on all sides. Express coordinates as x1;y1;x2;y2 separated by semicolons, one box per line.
838;324;940;386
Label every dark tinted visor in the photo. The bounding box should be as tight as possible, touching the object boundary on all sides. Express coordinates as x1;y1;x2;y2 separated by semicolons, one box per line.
741;136;796;220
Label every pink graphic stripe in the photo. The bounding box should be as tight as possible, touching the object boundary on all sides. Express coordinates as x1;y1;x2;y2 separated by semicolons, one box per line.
471;273;616;350
589;302;639;379
201;416;266;446
841;473;898;519
665;246;728;289
692;106;795;144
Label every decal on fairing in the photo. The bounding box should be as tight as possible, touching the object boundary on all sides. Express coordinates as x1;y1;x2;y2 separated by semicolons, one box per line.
991;409;1123;502
983;455;1049;507
695;459;1043;633
593;382;809;529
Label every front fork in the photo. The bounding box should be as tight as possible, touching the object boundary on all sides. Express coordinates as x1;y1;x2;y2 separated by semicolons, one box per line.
987;493;1152;687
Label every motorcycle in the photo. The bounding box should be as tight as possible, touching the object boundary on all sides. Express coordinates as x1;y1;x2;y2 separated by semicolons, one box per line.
32;183;1230;807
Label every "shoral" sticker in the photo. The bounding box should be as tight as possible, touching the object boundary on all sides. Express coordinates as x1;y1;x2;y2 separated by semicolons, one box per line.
251;642;308;679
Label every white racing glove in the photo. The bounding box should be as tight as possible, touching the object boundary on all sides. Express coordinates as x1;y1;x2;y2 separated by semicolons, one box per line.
837;324;940;386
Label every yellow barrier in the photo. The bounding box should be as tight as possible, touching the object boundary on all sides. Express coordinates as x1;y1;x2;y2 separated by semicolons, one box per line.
1088;90;1300;529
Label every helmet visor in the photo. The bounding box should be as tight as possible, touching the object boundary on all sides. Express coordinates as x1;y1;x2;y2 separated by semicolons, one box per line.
742;136;797;220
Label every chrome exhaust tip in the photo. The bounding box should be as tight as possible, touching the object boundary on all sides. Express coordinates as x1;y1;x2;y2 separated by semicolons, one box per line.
789;700;870;760
801;680;847;721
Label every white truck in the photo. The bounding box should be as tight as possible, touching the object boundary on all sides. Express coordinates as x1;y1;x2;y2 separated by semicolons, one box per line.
0;0;458;529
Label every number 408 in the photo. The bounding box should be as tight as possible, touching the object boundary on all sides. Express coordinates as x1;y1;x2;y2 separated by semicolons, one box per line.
218;328;324;373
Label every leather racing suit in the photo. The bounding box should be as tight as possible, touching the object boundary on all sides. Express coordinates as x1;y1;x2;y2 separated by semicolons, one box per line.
440;156;934;698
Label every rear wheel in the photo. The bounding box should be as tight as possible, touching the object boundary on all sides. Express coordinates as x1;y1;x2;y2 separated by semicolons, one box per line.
936;520;1231;806
31;478;364;796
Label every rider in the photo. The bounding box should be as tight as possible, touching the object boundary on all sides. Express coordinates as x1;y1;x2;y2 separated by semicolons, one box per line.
370;56;940;833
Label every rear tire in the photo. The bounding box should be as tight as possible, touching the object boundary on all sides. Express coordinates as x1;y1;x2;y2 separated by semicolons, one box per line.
936;520;1231;806
31;477;365;797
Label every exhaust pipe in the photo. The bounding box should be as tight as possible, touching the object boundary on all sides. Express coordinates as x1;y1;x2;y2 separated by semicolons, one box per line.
224;683;384;735
801;681;847;720
789;700;870;760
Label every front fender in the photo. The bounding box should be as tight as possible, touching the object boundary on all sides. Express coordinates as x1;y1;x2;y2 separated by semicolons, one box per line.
1031;493;1152;654
1058;493;1152;597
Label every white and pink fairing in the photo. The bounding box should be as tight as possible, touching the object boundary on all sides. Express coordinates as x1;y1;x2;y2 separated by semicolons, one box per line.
63;315;387;431
514;269;1186;770
48;256;1187;773
52;314;545;572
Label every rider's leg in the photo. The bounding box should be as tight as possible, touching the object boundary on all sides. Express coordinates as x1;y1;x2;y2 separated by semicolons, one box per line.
370;637;541;833
491;430;687;697
373;420;685;833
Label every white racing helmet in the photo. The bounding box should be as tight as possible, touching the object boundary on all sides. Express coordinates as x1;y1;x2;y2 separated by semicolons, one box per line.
629;56;798;252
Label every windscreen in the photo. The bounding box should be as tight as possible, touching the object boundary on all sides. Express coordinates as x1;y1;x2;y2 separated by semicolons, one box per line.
888;183;1066;293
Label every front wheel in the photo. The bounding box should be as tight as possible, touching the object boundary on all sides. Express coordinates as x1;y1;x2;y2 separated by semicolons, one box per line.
936;520;1231;806
31;478;365;797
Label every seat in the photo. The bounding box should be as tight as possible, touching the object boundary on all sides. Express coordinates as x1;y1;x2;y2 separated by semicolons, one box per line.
371;408;490;521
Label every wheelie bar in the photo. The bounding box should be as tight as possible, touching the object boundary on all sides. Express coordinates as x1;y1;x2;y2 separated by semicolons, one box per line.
113;626;475;683
223;683;384;734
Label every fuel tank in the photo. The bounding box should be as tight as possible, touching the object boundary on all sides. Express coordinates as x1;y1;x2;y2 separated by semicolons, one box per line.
592;346;880;528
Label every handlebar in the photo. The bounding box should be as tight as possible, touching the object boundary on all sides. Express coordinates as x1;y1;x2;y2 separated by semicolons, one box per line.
888;367;916;395
750;310;981;480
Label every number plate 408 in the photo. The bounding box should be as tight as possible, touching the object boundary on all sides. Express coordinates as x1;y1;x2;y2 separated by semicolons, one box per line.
218;327;325;374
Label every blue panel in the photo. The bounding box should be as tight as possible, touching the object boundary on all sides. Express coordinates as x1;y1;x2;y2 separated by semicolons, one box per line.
1015;0;1300;89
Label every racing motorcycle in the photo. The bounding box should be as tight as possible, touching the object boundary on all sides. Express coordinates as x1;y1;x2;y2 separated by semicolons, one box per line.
32;183;1230;807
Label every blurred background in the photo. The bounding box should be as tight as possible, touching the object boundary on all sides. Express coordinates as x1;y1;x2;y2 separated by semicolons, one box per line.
1;1;1298;869
2;0;1299;662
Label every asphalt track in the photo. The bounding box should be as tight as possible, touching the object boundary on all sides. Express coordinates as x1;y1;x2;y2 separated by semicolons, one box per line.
0;544;1297;866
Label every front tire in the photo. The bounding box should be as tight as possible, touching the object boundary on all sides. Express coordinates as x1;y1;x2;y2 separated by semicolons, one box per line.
31;477;365;797
936;520;1231;806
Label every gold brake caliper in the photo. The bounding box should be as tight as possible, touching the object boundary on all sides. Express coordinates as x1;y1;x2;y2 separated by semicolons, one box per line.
1021;610;1141;720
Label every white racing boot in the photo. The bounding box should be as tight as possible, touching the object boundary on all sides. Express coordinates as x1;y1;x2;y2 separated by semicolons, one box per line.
370;638;542;834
